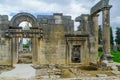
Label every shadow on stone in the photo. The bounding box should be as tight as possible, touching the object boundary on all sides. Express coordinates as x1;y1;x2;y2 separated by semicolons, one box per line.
79;66;98;71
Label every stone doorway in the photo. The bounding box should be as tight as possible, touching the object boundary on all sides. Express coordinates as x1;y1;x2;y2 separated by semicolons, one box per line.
9;12;39;65
71;45;81;63
18;38;32;64
17;22;32;64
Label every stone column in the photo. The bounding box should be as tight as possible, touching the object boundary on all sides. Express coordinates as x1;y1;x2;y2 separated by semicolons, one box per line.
12;38;18;64
92;14;99;62
19;38;23;52
102;6;113;62
32;37;38;65
83;15;89;33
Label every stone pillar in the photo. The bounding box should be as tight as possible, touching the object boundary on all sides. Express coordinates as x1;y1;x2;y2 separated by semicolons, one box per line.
19;38;23;52
102;6;113;62
92;14;99;62
32;37;38;65
83;15;89;33
12;38;18;64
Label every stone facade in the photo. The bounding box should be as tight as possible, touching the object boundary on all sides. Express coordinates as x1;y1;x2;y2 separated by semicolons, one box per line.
65;32;89;65
0;38;12;65
37;13;74;64
0;0;112;66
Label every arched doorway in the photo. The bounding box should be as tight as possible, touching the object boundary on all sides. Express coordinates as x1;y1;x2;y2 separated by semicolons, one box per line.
18;22;32;63
10;12;38;65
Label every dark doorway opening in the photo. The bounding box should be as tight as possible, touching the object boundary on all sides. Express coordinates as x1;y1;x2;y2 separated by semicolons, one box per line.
71;45;81;63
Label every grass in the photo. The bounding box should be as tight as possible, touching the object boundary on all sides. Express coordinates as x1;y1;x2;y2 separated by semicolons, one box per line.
111;51;120;62
98;51;120;62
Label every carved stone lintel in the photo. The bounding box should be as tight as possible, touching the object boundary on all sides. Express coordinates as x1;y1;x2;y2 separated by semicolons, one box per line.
91;0;111;15
101;5;112;11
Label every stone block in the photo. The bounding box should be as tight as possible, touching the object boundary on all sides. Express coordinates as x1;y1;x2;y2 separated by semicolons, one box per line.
96;74;108;77
91;0;110;15
0;15;8;24
101;60;108;67
36;69;48;76
111;66;118;71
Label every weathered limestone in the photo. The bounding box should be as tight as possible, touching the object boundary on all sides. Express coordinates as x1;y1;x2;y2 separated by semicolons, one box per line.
65;32;89;65
10;12;37;27
91;0;110;15
75;0;112;64
0;0;113;66
0;15;11;65
102;6;113;61
12;38;18;64
91;14;99;63
0;38;12;65
9;13;39;65
18;38;23;52
0;15;9;38
75;14;98;64
44;24;66;64
75;14;90;34
90;0;112;62
37;13;74;65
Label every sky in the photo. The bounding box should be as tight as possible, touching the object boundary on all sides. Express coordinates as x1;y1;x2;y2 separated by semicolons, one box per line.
0;0;120;39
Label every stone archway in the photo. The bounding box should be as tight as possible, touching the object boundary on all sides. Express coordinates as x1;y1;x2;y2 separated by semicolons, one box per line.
10;12;37;27
10;12;39;65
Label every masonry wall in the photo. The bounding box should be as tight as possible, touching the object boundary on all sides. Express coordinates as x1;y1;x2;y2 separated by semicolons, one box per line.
0;15;12;65
0;38;12;65
38;24;66;64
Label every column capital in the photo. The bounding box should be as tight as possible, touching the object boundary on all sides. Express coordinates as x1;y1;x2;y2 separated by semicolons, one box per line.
101;5;112;11
92;14;99;17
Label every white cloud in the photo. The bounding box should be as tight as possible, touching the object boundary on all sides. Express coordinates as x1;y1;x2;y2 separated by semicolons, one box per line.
0;0;89;18
0;0;91;30
0;0;120;31
111;16;120;25
66;0;89;19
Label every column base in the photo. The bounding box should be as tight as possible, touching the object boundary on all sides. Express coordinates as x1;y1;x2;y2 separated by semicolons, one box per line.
100;53;114;63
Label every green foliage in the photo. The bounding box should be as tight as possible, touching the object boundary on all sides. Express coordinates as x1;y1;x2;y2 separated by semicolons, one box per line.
115;27;120;44
23;38;31;48
23;44;29;48
111;51;120;62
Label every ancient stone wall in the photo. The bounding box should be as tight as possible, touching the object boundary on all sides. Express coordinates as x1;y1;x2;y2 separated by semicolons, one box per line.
0;38;12;65
0;15;11;65
65;33;90;65
38;24;66;64
37;14;74;64
0;15;9;36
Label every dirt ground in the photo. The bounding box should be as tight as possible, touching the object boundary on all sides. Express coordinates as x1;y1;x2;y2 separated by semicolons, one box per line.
0;64;119;80
61;65;115;78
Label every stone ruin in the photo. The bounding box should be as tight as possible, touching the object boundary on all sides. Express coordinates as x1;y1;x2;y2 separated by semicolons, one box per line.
0;0;113;67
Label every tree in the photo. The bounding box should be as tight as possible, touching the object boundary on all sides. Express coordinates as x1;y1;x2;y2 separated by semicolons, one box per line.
115;27;120;44
98;25;102;44
110;27;114;47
